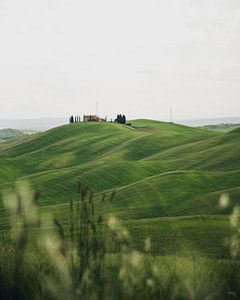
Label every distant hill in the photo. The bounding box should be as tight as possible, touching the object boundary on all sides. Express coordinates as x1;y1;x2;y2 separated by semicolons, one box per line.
0;119;239;228
179;117;240;127
198;123;240;133
0;128;24;141
0;118;67;131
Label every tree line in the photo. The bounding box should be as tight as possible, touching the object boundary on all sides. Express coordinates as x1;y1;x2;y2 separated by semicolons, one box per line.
69;114;127;124
69;116;81;123
115;114;126;124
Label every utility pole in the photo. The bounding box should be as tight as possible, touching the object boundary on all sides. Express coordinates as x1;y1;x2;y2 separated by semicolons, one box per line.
96;102;98;116
170;106;173;123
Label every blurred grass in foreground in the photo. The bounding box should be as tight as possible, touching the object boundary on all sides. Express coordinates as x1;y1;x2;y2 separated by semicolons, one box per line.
1;182;240;300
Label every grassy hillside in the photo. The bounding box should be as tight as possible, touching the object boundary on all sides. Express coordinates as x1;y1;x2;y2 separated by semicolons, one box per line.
0;119;239;258
0;118;239;265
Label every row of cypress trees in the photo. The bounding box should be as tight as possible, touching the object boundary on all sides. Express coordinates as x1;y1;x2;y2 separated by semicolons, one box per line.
115;114;126;124
69;116;81;123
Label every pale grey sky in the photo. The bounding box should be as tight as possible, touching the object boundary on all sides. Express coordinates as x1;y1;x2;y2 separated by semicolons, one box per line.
0;0;239;121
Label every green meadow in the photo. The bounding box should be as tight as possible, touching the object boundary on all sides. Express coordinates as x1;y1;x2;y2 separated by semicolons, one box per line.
0;120;240;249
0;120;240;299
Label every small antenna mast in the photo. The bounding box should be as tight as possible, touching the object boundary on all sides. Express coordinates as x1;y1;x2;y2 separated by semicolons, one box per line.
170;106;173;123
96;102;98;116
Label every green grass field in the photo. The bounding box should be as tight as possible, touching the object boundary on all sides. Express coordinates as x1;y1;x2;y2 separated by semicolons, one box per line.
1;120;240;299
0;120;239;258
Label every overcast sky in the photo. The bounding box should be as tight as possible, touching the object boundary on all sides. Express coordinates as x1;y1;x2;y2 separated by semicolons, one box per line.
0;0;239;121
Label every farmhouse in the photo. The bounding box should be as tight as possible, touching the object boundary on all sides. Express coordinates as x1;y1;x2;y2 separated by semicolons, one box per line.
83;115;106;122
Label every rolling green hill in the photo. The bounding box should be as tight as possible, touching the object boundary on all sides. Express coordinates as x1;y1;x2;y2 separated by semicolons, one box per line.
0;119;239;257
0;120;239;213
